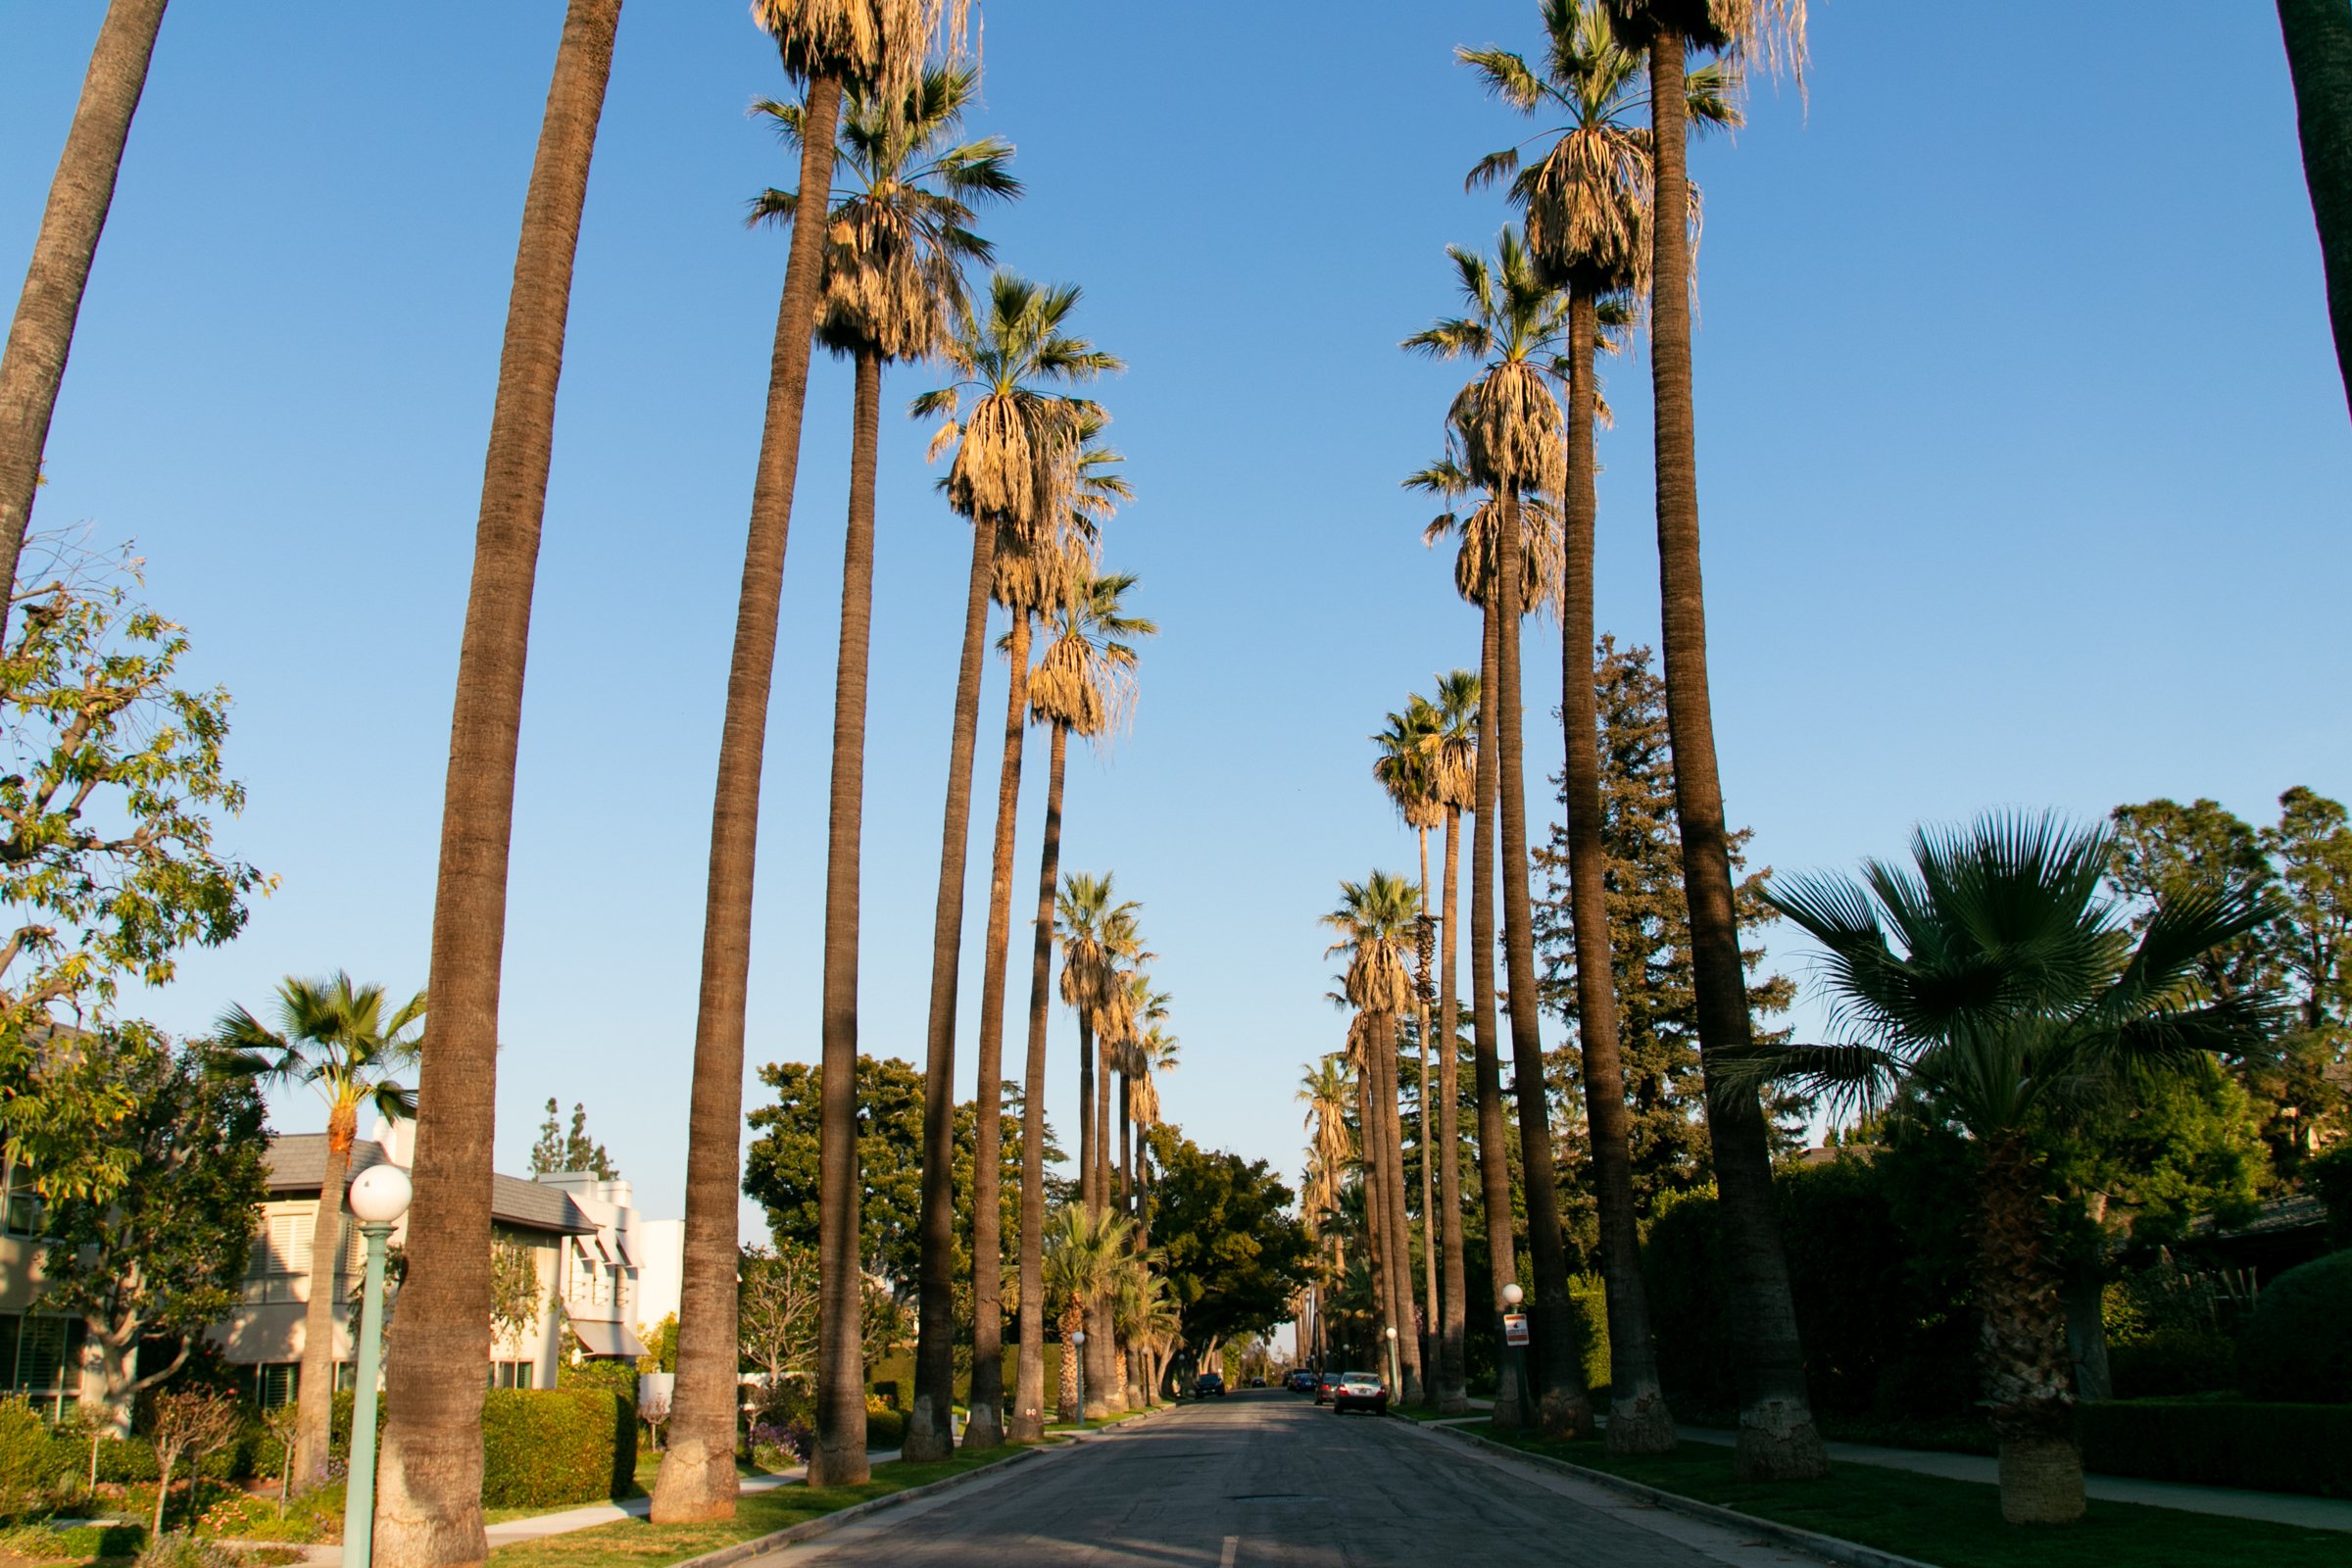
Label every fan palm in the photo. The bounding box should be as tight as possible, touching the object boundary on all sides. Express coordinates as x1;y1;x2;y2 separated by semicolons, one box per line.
745;57;1014;1478
1060;881;1148;1414
1374;697;1447;1403
900;271;1118;1459
0;0;172;638
1424;669;1479;1411
216;975;421;1496
1042;1204;1134;1422
1402;461;1545;1424
964;423;1123;1449
376;5;622;1555
1323;872;1426;1403
1009;570;1153;1439
1405;232;1591;1437
1598;0;1821;1483
1464;0;1732;1456
1735;813;2275;1522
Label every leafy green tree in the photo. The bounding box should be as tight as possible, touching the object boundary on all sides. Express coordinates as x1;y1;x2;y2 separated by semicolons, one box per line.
737;1244;817;1384
1145;1127;1311;1367
2265;787;2352;1158
0;542;267;1198
33;1031;268;1431
1742;812;2273;1524
529;1100;617;1180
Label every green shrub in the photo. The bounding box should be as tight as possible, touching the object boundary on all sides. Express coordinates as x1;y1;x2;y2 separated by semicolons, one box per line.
2109;1328;2238;1398
861;1401;905;1450
563;1360;637;1409
2308;1143;2352;1250
0;1399;75;1518
2236;1250;2352;1403
2082;1400;2352;1497
479;1389;633;1510
132;1531;234;1568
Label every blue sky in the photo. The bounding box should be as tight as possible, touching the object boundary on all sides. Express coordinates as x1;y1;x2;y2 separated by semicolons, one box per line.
4;2;2345;1235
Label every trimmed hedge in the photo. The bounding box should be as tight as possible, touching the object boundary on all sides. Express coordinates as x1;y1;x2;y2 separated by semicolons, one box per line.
2081;1400;2352;1498
2236;1250;2352;1404
480;1389;634;1509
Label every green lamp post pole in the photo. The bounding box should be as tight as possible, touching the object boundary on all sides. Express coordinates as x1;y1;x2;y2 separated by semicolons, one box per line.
1072;1329;1086;1431
340;1165;412;1568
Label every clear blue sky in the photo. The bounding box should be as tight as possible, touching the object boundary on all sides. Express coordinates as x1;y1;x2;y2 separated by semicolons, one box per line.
4;2;2345;1235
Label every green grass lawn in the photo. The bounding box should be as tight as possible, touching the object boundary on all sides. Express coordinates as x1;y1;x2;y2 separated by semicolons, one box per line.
486;1445;1045;1568
1459;1426;2347;1568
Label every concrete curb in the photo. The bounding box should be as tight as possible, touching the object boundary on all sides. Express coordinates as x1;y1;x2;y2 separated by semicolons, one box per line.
1408;1421;1942;1568
666;1401;1183;1568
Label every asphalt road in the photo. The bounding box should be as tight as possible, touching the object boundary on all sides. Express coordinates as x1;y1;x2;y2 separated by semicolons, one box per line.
762;1391;1837;1568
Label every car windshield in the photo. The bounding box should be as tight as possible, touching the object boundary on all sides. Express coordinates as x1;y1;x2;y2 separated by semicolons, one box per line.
1341;1375;1381;1390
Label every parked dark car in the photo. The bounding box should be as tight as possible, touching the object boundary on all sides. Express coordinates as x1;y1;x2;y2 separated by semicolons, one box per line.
1286;1369;1317;1393
1313;1370;1344;1405
1331;1371;1389;1416
1193;1371;1227;1398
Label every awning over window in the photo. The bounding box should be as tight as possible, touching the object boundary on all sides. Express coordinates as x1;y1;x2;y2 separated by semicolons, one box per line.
569;1320;645;1359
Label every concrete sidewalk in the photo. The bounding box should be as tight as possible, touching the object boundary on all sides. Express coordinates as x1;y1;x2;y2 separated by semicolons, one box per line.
480;1456;904;1550
1677;1425;2352;1534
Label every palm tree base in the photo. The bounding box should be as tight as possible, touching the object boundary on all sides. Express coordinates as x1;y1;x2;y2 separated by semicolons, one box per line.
1604;1389;1678;1455
808;1444;871;1489
1732;1399;1830;1482
1437;1390;1472;1417
647;1441;738;1525
961;1403;1004;1450
899;1399;955;1463
1537;1388;1595;1441
1997;1433;2085;1524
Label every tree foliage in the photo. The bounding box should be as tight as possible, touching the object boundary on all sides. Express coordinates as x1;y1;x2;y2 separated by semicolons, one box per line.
738;1244;818;1383
0;542;268;1199
530;1099;617;1181
1145;1125;1310;1352
33;1032;268;1417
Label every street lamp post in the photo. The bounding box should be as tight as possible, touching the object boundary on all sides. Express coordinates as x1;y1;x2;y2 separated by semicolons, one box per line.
1383;1325;1399;1407
1072;1329;1087;1431
341;1165;411;1568
1495;1282;1530;1432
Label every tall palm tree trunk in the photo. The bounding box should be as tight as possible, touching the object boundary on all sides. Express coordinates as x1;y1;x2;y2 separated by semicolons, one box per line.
1494;485;1592;1440
1435;807;1470;1413
1354;1038;1395;1359
375;8;621;1563
1642;28;1826;1483
1087;1056;1119;1411
805;346;882;1485
2279;0;2352;418
1011;722;1069;1442
661;68;852;1513
1562;285;1675;1454
1470;594;1524;1428
1078;1016;1098;1216
0;0;170;634
1978;1132;2082;1524
293;1103;355;1493
906;502;1003;1462
963;612;1033;1451
1056;1302;1083;1422
1376;1012;1425;1402
1415;827;1440;1396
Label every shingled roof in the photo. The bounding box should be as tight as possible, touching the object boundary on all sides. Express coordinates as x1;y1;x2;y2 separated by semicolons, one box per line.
265;1136;595;1237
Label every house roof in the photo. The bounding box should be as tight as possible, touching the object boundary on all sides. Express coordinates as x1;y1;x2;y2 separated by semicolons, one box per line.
265;1136;596;1237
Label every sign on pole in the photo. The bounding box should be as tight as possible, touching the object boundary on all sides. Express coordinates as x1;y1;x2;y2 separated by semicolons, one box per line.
1502;1311;1529;1348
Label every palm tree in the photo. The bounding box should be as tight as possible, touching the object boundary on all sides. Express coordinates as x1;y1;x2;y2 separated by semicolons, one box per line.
1042;1204;1134;1422
660;0;965;1514
964;425;1124;1450
2278;0;2352;418
1404;455;1556;1426
1405;237;1592;1437
1323;871;1427;1404
754;64;1019;1474
375;5;622;1557
1462;0;1732;1455
216;975;421;1495
1056;874;1146;1414
1374;697;1446;1398
0;0;172;638
1599;0;1822;1482
1009;570;1153;1440
1737;813;2274;1522
1424;668;1479;1412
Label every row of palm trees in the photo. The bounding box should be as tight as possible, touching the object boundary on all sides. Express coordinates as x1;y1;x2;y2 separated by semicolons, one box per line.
1301;0;1832;1480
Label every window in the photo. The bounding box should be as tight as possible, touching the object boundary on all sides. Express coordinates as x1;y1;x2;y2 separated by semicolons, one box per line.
486;1361;534;1391
2;1160;47;1241
0;1313;85;1421
256;1362;298;1409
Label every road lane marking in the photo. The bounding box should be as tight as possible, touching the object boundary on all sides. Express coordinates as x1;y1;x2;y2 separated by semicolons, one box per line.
1219;1537;1238;1567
